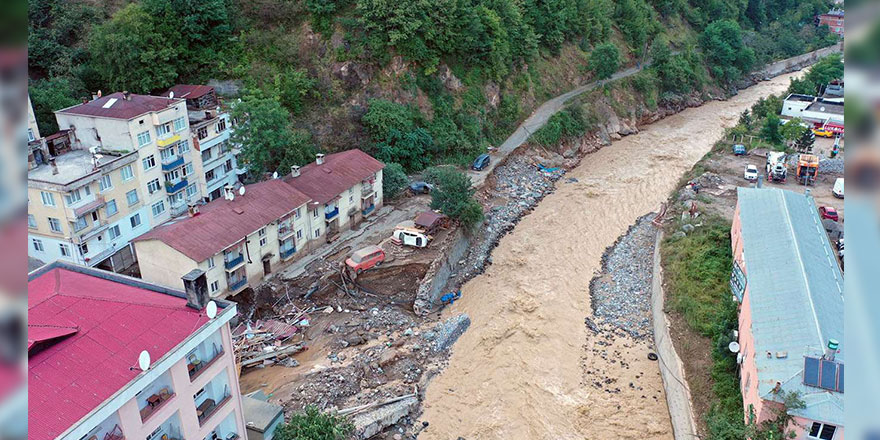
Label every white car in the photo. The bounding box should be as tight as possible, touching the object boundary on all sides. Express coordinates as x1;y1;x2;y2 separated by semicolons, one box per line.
744;164;759;181
833;178;844;198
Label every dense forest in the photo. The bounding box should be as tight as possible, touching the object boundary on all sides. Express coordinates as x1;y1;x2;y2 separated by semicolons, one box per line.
29;0;839;176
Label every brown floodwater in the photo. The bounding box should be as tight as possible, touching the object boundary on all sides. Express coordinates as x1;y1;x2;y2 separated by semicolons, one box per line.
418;71;803;440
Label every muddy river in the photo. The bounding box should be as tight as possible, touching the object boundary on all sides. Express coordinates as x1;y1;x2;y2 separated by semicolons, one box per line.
418;71;802;439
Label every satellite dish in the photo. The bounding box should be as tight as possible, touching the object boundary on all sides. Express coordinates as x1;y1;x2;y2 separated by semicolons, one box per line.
272;171;279;179
728;342;741;353
169;91;174;99
206;301;218;319
138;350;151;371
239;186;246;196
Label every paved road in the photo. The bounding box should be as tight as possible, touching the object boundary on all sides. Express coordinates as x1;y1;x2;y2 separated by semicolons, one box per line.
468;65;644;187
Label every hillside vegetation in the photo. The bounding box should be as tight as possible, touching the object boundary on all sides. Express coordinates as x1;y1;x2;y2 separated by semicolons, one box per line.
29;0;839;177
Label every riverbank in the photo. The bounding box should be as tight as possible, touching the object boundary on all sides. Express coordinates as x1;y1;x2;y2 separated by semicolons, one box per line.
416;70;803;440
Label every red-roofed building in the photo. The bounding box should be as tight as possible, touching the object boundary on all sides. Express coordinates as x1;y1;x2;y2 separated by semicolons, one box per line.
817;9;844;36
133;179;312;298
284;150;385;240
28;261;247;440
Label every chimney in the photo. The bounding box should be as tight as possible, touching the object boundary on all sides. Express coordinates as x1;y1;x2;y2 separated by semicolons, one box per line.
122;91;131;101
50;158;59;175
316;153;325;165
181;269;209;309
824;338;839;361
291;165;301;177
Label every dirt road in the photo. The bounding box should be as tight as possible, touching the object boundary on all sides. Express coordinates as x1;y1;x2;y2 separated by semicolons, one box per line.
418;71;803;440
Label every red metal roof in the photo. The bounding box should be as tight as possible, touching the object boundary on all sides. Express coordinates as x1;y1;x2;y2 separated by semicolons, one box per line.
135;180;311;262
56;92;180;120
284;149;385;204
28;267;209;440
414;211;447;229
165;85;214;100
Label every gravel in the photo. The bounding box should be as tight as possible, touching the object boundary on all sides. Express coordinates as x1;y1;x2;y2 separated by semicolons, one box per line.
589;214;657;339
819;158;844;175
425;314;471;352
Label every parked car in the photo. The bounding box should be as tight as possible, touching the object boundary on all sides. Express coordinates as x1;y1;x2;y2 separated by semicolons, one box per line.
472;153;491;171
732;144;747;156
812;127;834;138
818;206;839;222
345;245;386;274
743;164;759;181
409;181;434;194
832;178;844;198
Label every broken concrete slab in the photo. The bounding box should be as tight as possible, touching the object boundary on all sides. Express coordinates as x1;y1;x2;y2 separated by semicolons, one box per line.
352;396;419;439
432;314;471;352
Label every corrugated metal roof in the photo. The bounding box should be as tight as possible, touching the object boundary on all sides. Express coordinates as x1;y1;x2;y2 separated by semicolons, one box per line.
165;84;214;100
56;92;181;120
285;149;385;204
242;395;283;431
737;187;844;424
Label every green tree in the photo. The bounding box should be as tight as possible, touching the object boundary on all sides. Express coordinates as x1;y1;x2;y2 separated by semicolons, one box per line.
614;0;656;54
29;77;83;134
780;117;808;144
88;3;180;92
28;0;103;79
700;20;756;83
274;405;353;440
589;42;620;80
425;166;484;226
231;94;315;178
738;109;752;130
362;99;419;141
788;54;843;95
273;69;318;116
382;162;408;199
373;128;435;171
794;127;815;153
760;113;782;144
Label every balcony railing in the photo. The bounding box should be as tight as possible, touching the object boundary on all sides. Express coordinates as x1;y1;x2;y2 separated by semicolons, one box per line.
161;155;184;171
224;254;244;270
156;134;181;148
280;247;296;259
227;277;247;292
362;205;375;216
139;389;175;423
278;225;293;238
325;207;339;221
187;349;223;381
165;178;188;194
197;394;231;426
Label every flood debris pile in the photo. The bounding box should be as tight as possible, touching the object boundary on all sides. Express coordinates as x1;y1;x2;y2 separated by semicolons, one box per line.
589;214;658;339
233;308;313;369
456;156;566;283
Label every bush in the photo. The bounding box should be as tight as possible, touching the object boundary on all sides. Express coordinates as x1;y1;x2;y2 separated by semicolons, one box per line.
700;20;755;83
382;162;408;199
531;106;586;147
29;77;83;134
275;405;353;440
589;42;620;80
425;166;484;226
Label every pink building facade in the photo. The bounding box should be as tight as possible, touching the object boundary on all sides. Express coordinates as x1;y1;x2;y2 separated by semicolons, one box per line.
29;262;248;440
731;188;844;440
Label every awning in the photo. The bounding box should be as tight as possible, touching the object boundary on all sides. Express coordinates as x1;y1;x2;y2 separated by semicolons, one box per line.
361;191;375;200
73;196;105;217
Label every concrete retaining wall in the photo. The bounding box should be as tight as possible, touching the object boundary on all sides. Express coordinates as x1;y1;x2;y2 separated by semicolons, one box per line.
753;43;843;78
412;228;470;315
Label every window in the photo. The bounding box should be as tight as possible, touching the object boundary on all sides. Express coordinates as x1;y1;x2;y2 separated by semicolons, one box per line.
99;175;113;192
216;118;227;132
142;155;156;171
312;209;318;218
59;244;71;257
186;184;197;198
126;189;139;206
808;422;836;440
197;126;208;140
73;217;87;232
79;243;89;256
64;189;82;205
39;191;56;206
32;238;44;252
105;199;118;217
28;128;35;141
160;147;175;161
178;139;190;154
183;162;194;176
258;228;266;237
164;169;180;182
27;214;37;228
151;201;166;217
210;280;219;293
294;208;301;219
156;123;171;137
108;225;121;240
314;228;321;238
207;257;215;269
137;131;151;147
201;148;213;162
147;179;161;194
296;229;302;240
48;217;62;233
121;164;134;181
173;117;186;132
129;213;142;228
259;228;267;246
170;191;184;204
205;169;215;182
260;237;268;247
224;159;233;173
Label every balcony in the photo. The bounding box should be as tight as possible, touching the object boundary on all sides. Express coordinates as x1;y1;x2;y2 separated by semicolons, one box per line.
171;202;188;217
197;394;232;426
161;155;184;171
80;219;110;241
165;178;188;194
280;246;296;259
362;205;375;216
139;389;175;423
224;254;244;271
278;225;294;239
227;277;247;292
188;349;224;381
325;207;339;221
156;134;181;148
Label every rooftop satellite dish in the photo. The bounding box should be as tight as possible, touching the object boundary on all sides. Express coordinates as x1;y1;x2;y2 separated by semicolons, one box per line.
728;341;741;353
169;91;174;99
239;186;246;196
206;301;218;319
272;171;279;179
138;350;151;371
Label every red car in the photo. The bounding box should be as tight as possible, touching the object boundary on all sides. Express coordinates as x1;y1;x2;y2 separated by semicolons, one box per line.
819;206;839;222
345;245;386;274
